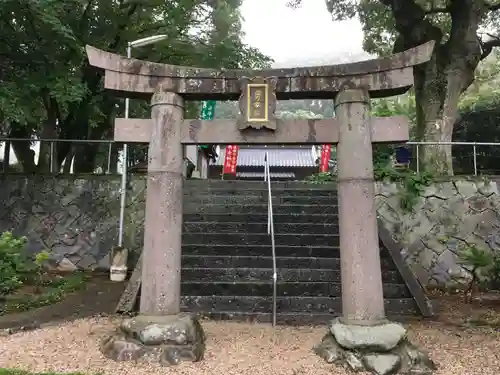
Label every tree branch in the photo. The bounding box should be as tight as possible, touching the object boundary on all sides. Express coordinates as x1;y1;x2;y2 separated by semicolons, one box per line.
481;34;500;59
61;2;141;139
78;0;95;38
487;2;500;11
380;0;443;50
426;6;450;14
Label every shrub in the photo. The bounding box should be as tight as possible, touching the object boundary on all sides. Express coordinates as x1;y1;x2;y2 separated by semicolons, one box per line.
0;232;29;295
458;245;500;302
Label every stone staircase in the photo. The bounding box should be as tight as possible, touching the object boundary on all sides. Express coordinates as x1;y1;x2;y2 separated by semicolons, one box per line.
178;180;421;324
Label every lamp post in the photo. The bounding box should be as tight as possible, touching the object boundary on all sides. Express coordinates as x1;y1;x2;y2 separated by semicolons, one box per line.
118;34;168;248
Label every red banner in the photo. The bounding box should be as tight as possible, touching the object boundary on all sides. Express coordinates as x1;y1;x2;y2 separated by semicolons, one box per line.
223;145;239;175
319;144;331;172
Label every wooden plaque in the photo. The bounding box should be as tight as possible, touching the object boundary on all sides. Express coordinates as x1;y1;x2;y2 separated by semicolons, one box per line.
237;76;277;131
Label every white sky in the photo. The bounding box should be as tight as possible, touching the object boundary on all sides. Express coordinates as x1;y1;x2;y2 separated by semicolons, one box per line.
241;0;367;66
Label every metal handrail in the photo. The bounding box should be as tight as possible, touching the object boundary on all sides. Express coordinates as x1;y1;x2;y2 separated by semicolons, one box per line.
264;152;277;327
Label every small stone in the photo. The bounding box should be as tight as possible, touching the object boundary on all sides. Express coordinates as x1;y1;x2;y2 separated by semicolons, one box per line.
100;335;145;361
313;334;344;363
396;339;437;374
344;352;365;372
43;255;78;273
330;318;407;351
161;346;181;365
161;343;205;365
363;354;401;375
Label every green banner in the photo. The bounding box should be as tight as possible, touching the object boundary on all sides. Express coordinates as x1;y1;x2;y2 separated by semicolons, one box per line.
199;101;216;149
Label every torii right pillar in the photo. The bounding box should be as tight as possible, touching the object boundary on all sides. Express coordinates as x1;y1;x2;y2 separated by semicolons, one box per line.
336;89;386;323
314;89;437;375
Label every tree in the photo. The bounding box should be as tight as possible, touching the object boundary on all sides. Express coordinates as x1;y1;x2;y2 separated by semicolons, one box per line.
288;0;500;175
0;0;271;173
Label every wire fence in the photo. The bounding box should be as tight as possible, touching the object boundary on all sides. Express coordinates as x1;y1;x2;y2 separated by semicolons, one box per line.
1;138;500;176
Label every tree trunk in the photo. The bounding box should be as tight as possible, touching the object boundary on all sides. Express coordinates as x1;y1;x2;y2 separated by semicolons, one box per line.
9;126;36;173
383;0;484;175
108;143;120;173
37;119;58;173
73;143;99;173
62;147;75;173
414;49;455;175
413;41;480;175
3;141;10;172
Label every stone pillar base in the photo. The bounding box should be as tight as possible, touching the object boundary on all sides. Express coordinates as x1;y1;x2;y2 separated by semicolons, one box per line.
100;314;206;366
314;318;436;375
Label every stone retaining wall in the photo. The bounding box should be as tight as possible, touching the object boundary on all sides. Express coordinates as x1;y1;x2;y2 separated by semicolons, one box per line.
1;175;498;287
376;178;500;287
0;175;147;271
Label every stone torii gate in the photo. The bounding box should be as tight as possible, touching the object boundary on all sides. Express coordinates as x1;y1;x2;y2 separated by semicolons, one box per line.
88;42;437;373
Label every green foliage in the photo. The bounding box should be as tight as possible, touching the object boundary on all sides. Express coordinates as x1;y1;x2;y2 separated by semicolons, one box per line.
375;167;434;212
288;0;500;174
304;161;434;212
0;231;86;314
458;244;500;300
34;250;50;268
491;255;500;289
0;272;86;316
0;232;29;295
304;172;336;184
459;245;493;270
1;0;271;173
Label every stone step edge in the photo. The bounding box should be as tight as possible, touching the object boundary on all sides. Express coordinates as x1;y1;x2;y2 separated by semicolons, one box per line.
182;244;341;249
183;213;338;216
181;295;412;301
180;281;407;287
181;267;397;273
184;183;336;186
184;194;338;197
183;221;338;225
181;255;340;260
182;233;339;237
183;203;336;207
184;311;418;325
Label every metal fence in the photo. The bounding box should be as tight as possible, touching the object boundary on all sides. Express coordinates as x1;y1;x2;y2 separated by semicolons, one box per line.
1;138;500;176
405;141;500;176
0;138;133;174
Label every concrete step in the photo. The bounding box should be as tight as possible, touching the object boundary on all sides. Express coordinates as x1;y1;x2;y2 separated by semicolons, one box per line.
180;296;417;316
183;204;337;215
183;213;337;224
180;255;396;270
181;309;415;325
180;281;410;298
181;268;402;284
184;189;338;197
184;194;338;205
182;233;340;247
184;180;337;190
183;222;339;235
182;244;337;257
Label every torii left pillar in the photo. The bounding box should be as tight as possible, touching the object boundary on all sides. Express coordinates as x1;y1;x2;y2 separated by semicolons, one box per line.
101;91;206;365
140;91;184;315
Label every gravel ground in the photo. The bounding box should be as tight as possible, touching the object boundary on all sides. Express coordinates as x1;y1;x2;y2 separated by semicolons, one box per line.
0;317;499;375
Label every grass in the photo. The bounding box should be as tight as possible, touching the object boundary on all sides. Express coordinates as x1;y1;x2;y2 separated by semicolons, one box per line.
0;272;87;316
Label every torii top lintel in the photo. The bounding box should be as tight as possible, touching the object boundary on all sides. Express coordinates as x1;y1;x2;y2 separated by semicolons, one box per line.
85;41;434;101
